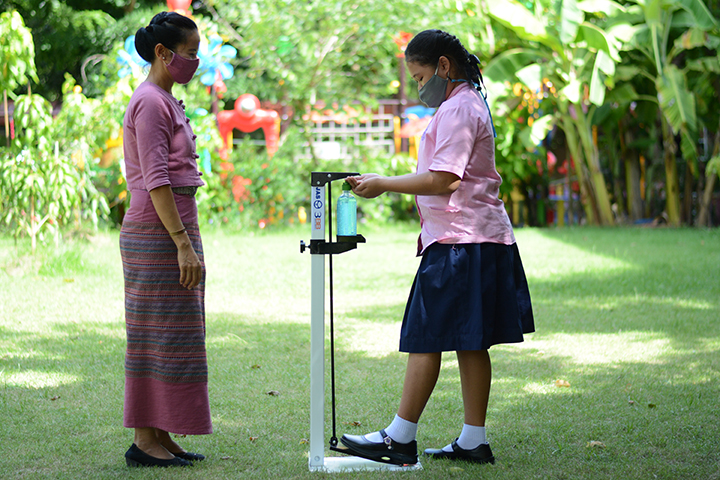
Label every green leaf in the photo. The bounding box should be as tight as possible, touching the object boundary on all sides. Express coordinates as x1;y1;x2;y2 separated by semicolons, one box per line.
643;0;662;26
656;65;696;134
578;23;619;61
558;0;584;44
680;127;698;177
595;49;615;76
707;155;720;180
679;0;718;31
516;64;544;93
487;0;564;53
530;114;554;145
675;28;710;51
614;65;642;82
577;0;626;15
487;0;546;36
607;23;639;48
484;48;546;83
685;57;720;73
606;83;638;105
589;59;606;106
561;78;583;103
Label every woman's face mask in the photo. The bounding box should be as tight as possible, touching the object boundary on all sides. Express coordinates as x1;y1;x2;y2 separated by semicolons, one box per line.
166;50;199;85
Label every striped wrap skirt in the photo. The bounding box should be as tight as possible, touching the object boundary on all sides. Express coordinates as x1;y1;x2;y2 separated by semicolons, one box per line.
119;221;212;435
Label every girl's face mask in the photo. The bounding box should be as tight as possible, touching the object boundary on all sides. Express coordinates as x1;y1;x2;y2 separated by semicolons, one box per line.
418;65;448;108
418;64;467;108
166;50;199;85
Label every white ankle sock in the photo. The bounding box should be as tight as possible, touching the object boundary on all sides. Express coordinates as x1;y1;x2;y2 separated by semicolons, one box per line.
364;415;417;444
442;424;486;452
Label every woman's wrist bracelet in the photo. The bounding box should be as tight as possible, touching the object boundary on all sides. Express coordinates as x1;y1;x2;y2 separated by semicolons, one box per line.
169;227;187;236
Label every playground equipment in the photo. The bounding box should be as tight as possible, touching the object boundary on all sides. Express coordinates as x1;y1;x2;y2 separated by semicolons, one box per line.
217;93;280;158
300;172;422;473
166;0;191;16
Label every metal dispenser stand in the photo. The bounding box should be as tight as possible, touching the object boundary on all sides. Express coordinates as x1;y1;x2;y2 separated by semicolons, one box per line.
300;172;421;473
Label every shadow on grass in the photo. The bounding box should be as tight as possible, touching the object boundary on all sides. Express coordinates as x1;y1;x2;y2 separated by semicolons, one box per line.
1;306;718;479
2;227;719;478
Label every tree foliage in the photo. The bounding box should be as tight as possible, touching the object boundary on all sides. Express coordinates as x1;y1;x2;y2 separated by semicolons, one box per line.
0;10;38;92
0;0;157;100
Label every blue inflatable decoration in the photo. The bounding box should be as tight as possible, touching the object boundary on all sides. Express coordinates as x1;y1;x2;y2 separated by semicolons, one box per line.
198;35;237;86
117;36;149;78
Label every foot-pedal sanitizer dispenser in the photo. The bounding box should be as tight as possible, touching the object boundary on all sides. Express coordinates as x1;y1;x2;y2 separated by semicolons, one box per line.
300;172;422;473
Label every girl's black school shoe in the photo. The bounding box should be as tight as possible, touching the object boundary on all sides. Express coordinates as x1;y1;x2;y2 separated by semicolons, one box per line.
125;443;193;467
172;451;205;462
335;429;418;466
424;439;495;464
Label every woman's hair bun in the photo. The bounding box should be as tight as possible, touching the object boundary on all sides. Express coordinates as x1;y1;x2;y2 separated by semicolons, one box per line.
152;11;170;25
134;11;197;64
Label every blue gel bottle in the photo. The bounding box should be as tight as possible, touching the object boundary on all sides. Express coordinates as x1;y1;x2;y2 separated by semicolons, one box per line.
336;181;357;237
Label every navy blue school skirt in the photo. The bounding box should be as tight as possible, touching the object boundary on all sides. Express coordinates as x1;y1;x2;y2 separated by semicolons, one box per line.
399;242;534;353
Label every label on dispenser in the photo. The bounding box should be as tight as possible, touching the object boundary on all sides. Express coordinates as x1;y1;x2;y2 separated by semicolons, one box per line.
311;185;325;239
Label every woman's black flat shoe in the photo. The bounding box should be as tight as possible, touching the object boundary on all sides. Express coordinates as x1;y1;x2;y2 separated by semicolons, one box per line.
336;429;418;465
125;444;192;467
172;451;205;462
424;439;495;464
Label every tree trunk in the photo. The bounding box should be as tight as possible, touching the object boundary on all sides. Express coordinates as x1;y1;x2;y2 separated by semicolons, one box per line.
625;154;643;222
575;108;614;225
682;161;693;224
30;194;37;254
612;151;626;221
696;174;716;227
620;126;643;222
561;116;596;225
661;116;681;226
696;131;720;227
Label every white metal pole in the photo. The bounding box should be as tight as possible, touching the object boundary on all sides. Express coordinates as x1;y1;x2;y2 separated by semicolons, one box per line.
309;184;326;469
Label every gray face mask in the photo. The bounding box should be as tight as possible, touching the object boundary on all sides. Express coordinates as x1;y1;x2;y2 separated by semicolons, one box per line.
418;65;467;108
418;65;448;108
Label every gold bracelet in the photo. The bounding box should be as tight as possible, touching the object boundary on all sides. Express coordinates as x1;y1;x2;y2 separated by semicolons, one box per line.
169;227;187;236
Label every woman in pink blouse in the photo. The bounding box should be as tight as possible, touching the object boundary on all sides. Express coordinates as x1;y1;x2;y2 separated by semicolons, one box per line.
338;30;534;466
120;11;210;468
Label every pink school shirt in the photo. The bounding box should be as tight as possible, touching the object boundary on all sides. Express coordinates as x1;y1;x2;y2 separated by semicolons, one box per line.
416;82;515;254
123;81;204;194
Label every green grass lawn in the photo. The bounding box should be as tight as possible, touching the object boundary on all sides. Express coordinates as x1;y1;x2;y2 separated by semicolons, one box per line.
1;225;719;479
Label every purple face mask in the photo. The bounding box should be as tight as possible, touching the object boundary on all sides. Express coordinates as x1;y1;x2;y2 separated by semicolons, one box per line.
166;50;199;85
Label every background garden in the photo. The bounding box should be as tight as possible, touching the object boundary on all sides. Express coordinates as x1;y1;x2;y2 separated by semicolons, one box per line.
1;0;719;478
1;0;720;247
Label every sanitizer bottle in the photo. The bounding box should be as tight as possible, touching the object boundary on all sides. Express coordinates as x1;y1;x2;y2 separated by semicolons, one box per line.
336;181;357;237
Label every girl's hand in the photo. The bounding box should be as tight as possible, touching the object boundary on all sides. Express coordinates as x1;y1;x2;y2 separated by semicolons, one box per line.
177;243;202;289
348;173;386;199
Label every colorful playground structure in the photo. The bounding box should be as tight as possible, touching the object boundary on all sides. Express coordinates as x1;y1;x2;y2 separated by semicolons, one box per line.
217;94;280;159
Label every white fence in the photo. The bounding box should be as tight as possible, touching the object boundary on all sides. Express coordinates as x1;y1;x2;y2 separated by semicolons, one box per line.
303;111;396;160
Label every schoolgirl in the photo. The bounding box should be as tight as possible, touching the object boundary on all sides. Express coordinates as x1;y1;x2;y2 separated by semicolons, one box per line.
339;29;535;465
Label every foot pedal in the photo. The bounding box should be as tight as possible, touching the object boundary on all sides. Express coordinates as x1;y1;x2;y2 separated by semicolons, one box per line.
330;444;351;454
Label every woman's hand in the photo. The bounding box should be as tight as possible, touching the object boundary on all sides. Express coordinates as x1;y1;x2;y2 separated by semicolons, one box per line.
347;173;386;199
177;242;202;289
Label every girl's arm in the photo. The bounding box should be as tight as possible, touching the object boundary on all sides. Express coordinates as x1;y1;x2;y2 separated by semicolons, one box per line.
149;185;202;289
347;171;460;199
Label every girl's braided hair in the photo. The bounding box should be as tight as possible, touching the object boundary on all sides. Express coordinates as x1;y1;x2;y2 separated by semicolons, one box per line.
405;29;487;98
134;11;198;64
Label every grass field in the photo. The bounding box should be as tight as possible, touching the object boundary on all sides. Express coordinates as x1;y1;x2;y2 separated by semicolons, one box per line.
1;225;719;479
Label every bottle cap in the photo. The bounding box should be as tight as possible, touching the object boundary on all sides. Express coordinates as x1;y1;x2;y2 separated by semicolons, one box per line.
342;181;352;191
